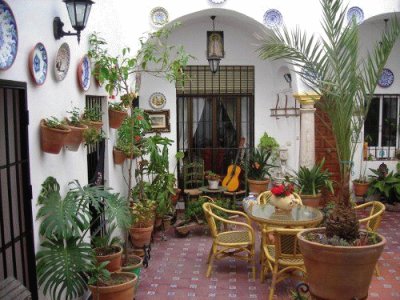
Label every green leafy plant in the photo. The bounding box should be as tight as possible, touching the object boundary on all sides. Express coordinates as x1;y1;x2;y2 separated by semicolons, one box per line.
258;132;279;155
44;116;68;130
35;177;132;300
368;165;400;204
66;107;85;127
109;101;127;112
245;148;277;180
257;0;400;243
205;171;220;181
83;127;106;146
92;223;121;251
83;104;103;122
129;198;156;227
291;158;334;195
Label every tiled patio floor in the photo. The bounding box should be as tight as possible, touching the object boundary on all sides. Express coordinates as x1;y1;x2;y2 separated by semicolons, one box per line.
135;211;400;300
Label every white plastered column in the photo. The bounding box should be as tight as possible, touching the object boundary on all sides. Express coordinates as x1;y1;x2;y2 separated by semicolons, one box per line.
293;93;321;168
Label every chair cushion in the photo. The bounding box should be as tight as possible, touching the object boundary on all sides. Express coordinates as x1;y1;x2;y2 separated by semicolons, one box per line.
216;231;251;245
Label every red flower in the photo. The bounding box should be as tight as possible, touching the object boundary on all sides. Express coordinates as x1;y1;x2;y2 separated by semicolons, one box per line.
134;135;141;142
137;115;143;121
271;185;285;196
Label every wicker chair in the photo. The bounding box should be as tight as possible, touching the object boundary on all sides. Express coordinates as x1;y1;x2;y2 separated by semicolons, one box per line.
202;202;256;279
261;228;306;300
354;200;386;276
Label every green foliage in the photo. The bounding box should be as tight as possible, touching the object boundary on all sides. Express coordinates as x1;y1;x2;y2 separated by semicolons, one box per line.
87;261;111;286
109;101;127;112
92;223;121;249
83;104;103;122
245;148;277;180
368;167;400;204
66;107;84;126
185;197;229;223
35;177;132;300
257;0;400;204
130;198;156;226
83;127;105;146
205;170;219;180
258;132;279;154
291;158;334;195
44;117;68;130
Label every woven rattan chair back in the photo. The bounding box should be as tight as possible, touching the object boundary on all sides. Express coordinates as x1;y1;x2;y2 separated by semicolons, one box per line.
183;159;204;190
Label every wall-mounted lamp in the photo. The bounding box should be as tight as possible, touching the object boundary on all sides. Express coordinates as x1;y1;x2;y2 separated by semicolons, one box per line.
207;16;224;74
283;73;292;88
53;0;94;44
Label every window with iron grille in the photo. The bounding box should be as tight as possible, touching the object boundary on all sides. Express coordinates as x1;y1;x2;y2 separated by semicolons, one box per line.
364;95;400;160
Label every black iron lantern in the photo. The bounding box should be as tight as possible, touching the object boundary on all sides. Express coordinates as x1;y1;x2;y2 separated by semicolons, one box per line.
53;0;94;44
207;16;224;74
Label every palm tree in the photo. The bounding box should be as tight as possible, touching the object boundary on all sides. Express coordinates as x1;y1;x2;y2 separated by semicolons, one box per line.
258;0;400;205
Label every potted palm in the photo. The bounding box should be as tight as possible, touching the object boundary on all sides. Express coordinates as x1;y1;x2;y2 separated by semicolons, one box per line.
64;107;88;151
258;0;400;298
291;158;334;207
35;177;135;300
40;116;71;154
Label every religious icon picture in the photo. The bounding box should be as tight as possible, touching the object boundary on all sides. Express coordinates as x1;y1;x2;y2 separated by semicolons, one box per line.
207;31;224;58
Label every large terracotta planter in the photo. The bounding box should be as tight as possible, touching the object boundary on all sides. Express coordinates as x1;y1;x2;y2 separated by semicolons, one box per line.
129;225;154;248
40;120;71;154
247;179;270;195
353;181;370;197
300;193;322;208
113;148;126;165
109;109;128;129
297;228;386;300
64;123;88;151
121;254;143;289
94;245;122;272
89;272;137;300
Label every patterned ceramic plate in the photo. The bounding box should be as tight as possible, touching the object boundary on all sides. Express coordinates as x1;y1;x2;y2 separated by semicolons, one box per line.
149;92;166;110
0;0;18;70
77;55;91;91
209;0;226;3
29;42;48;85
55;42;70;81
150;7;169;27
347;6;364;25
263;9;283;29
378;68;394;88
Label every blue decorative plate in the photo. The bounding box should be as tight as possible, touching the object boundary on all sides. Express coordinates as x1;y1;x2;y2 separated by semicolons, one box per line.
263;9;283;29
378;68;394;88
347;6;364;25
0;0;18;70
78;55;91;91
150;7;169;28
54;42;70;81
29;42;48;85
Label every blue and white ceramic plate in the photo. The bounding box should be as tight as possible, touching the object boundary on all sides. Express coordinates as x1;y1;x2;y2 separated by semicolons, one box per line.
0;1;18;70
55;42;70;81
77;55;91;91
347;6;364;25
263;9;283;29
378;68;394;88
150;7;169;28
29;42;48;85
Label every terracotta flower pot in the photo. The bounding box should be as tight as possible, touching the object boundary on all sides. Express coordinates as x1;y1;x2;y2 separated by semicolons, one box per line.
297;228;386;300
129;225;154;248
113;148;126;165
88;120;103;132
121;254;143;289
89;272;137;300
94;245;122;272
109;109;128;129
353;181;370;197
64;123;88;151
300;193;322;208
247;178;270;195
40;120;71;154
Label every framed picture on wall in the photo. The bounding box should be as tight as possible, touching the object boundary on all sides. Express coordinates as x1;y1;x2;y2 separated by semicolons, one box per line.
145;110;170;133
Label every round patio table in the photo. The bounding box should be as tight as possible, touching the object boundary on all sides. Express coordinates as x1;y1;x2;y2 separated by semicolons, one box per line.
198;186;227;197
244;203;323;228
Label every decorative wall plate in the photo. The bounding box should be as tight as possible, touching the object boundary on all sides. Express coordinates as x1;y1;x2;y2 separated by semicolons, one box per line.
209;0;226;3
378;68;394;88
0;0;18;70
347;6;364;24
29;42;48;85
77;55;91;91
150;7;169;28
149;92;166;110
54;42;70;81
263;9;283;29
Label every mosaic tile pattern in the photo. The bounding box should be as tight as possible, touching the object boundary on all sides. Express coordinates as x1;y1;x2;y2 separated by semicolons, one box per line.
136;211;400;299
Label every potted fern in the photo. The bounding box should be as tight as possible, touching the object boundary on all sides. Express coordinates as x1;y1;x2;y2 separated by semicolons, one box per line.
258;0;400;298
35;177;135;300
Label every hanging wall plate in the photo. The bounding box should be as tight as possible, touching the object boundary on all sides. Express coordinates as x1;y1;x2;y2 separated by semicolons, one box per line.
347;6;364;25
378;68;394;88
54;42;70;81
263;9;283;29
77;55;91;91
29;42;48;85
149;92;166;110
150;7;169;28
209;0;226;3
0;0;18;70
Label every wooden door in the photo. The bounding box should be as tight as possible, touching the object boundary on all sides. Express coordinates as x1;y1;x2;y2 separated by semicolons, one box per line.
315;106;340;198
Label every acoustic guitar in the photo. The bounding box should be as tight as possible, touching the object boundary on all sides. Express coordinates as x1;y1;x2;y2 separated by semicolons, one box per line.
222;137;245;192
